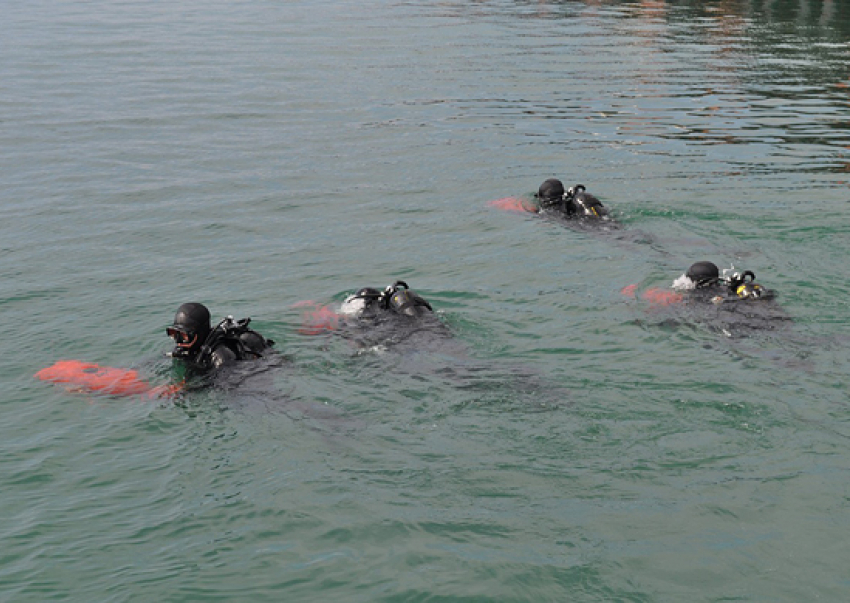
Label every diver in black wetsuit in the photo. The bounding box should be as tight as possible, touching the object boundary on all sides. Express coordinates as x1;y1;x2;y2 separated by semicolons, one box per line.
672;261;788;337
675;261;772;302
329;280;450;353
166;302;274;374
340;281;433;320
536;178;609;219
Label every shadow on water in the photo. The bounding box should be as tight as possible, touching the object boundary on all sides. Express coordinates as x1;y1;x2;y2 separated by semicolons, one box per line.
131;350;364;440
295;295;575;415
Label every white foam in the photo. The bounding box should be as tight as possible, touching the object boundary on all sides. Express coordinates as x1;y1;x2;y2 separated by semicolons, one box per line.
671;274;696;291
339;295;366;316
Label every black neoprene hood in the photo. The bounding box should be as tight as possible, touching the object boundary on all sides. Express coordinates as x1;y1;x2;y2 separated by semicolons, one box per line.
686;261;720;287
538;178;565;203
172;302;212;339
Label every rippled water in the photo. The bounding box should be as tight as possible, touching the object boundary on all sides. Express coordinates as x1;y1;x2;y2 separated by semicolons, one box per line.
3;1;850;600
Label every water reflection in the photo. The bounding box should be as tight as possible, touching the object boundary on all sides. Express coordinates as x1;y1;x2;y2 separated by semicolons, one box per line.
506;0;850;180
426;0;849;185
524;0;850;37
563;0;850;90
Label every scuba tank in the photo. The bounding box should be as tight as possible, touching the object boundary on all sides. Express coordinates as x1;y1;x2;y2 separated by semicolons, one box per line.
725;270;766;300
564;184;608;218
189;316;274;370
380;281;433;317
536;179;607;218
207;316;274;357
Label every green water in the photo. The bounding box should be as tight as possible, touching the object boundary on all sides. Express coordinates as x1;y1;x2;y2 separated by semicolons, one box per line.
3;0;850;600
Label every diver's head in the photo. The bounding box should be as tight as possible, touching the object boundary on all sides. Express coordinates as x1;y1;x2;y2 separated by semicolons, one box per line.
538;178;565;206
340;287;382;317
686;261;720;288
167;302;211;356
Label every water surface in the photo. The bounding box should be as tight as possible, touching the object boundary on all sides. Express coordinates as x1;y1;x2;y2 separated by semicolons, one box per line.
3;1;850;600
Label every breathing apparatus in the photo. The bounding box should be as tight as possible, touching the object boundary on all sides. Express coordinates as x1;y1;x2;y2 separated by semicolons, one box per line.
168;312;272;362
380;281;433;315
676;263;769;302
564;184;604;217
205;315;272;358
536;178;605;218
723;269;765;300
343;282;433;318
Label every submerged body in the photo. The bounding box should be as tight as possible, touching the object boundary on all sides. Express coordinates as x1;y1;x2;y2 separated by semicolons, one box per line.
298;280;568;408
299;281;454;354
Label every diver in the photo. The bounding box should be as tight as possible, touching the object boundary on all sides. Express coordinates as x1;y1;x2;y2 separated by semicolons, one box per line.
298;279;462;360
298;280;442;349
166;302;274;374
623;261;787;337
487;177;615;227
672;261;772;303
339;281;433;320
536;178;609;219
625;260;773;304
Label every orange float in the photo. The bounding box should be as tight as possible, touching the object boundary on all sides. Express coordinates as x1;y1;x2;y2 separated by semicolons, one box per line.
36;360;181;398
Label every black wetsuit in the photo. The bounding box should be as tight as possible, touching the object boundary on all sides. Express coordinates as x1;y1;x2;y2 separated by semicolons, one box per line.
338;282;453;352
681;286;790;337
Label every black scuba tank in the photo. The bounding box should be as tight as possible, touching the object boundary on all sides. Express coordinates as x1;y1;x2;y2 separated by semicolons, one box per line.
566;185;607;218
381;281;433;317
727;271;766;300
